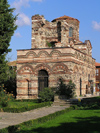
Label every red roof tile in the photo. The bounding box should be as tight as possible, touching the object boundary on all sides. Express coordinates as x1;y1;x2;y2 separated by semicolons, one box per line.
52;15;79;23
95;62;100;67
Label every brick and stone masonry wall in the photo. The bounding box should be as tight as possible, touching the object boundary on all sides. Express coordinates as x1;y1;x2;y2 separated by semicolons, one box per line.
16;15;95;99
31;15;80;49
17;47;95;99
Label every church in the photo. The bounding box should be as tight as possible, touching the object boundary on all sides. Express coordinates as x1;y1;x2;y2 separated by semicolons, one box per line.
16;15;95;99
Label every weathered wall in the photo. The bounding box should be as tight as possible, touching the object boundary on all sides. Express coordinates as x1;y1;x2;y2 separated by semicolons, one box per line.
16;15;95;99
17;47;95;99
31;15;80;49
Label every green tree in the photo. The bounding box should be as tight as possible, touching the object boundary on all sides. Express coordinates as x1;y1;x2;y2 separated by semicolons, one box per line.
5;65;16;97
0;0;17;84
56;78;76;99
39;88;54;102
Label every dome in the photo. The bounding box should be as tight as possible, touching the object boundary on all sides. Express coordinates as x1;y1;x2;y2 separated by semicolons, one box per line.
52;15;79;23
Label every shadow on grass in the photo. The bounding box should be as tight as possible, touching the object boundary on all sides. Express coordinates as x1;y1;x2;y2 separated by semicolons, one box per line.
17;116;100;133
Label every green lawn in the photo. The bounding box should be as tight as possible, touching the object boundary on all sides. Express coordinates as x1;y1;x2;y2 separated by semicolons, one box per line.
0;100;52;112
17;109;100;133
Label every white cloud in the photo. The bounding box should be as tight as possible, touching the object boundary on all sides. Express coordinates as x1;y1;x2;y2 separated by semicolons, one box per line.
92;21;100;31
12;0;43;27
12;0;43;11
15;32;22;37
16;13;31;27
12;0;30;12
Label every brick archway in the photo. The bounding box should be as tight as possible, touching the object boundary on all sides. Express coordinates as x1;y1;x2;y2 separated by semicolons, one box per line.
34;64;51;76
52;63;69;74
17;64;34;74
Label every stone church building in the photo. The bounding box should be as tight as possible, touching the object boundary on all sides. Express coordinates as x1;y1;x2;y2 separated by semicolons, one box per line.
16;15;95;99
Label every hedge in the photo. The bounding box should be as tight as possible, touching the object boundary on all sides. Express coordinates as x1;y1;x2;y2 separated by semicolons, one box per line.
0;106;74;133
0;102;52;113
14;99;38;103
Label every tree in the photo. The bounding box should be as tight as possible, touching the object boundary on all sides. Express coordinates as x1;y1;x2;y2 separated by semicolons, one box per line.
56;78;76;99
0;0;17;84
39;88;54;102
5;65;16;97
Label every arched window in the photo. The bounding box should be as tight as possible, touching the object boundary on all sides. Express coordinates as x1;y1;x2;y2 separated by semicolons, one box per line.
57;22;61;42
69;27;73;37
38;70;48;93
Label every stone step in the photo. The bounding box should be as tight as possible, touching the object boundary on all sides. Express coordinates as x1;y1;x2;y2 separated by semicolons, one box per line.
52;102;70;107
53;98;79;106
57;101;70;104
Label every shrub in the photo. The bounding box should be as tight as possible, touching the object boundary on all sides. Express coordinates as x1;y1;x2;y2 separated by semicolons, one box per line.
66;80;76;98
0;85;14;107
46;41;55;48
1;102;52;113
39;87;54;102
4;65;16;98
56;78;76;99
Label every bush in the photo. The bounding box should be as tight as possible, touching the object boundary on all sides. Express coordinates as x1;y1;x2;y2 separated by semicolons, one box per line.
0;85;14;107
1;102;52;113
56;78;76;99
4;65;16;98
39;87;54;102
66;80;76;98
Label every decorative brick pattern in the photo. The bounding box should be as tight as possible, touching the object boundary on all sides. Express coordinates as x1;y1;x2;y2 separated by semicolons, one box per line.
16;15;95;99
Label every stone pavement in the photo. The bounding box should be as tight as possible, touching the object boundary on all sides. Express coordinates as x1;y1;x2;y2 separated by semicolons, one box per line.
0;106;67;129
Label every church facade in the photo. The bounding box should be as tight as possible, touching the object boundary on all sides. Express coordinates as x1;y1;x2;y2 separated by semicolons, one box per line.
16;15;95;99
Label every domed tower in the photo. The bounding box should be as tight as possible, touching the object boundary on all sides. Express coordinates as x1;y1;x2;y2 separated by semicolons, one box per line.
31;15;80;48
52;15;80;47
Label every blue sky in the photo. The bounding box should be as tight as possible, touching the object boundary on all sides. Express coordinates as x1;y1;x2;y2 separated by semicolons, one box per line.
8;0;100;62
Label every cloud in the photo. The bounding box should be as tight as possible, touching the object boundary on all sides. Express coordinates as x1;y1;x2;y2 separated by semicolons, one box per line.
16;13;31;27
15;32;22;37
12;0;30;12
92;21;100;31
12;0;43;27
12;0;43;11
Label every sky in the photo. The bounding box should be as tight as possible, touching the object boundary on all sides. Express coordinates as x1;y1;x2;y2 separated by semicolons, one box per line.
7;0;100;62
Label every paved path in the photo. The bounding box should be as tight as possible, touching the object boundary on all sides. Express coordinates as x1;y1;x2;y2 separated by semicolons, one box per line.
0;106;67;129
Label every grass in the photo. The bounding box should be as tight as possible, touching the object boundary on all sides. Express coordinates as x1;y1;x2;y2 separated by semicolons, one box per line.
0;99;52;112
16;109;100;133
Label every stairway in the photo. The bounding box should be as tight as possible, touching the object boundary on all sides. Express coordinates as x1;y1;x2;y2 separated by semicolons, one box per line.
52;95;78;106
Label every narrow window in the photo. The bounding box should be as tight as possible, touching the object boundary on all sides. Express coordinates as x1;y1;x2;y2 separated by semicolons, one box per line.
69;27;73;37
96;69;99;76
38;70;48;94
57;22;61;42
88;74;90;80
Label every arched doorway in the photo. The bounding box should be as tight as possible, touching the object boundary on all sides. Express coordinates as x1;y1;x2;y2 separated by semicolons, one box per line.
38;70;48;93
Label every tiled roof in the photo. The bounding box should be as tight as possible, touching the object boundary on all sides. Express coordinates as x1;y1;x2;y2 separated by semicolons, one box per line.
95;62;100;67
8;61;17;66
52;15;79;23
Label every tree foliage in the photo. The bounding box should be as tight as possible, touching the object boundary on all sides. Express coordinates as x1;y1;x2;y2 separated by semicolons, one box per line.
0;85;14;107
5;66;16;97
0;0;17;84
39;88;54;102
56;78;76;99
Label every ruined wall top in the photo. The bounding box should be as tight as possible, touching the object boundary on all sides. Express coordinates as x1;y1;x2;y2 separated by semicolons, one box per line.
31;14;80;48
31;15;92;56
